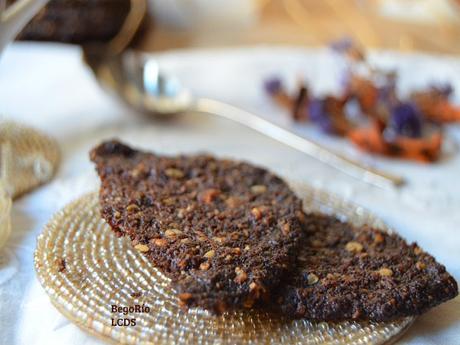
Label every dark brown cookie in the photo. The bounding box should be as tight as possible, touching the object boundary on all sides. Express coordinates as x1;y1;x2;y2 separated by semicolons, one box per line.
90;140;305;313
277;214;458;321
13;0;130;43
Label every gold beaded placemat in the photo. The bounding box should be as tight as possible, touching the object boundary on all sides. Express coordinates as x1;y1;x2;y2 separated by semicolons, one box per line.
34;187;414;345
0;121;60;199
0;182;11;250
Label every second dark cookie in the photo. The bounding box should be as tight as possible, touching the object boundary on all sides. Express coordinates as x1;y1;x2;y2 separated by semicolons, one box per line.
277;214;458;321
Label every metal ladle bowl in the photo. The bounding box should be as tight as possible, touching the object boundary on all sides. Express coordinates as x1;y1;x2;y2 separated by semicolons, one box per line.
83;0;404;190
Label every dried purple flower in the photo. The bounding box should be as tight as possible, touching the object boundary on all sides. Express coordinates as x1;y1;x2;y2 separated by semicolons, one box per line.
430;82;454;98
375;71;397;106
308;98;334;134
339;68;352;93
389;102;422;138
377;83;397;107
264;77;283;95
292;85;309;121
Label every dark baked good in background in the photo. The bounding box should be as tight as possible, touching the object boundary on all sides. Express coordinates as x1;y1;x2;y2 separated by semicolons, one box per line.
11;0;130;43
277;214;458;321
90;140;306;313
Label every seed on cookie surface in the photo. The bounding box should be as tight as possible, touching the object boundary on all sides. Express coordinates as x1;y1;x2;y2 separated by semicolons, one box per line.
377;267;393;277
134;244;149;252
226;197;243;208
204;250;215;259
232;247;241;255
152;238;168;247
180;238;191;245
250;185;267;194
165;229;182;238
213;236;224;244
126;204;139;212
164;168;184;178
251;207;263;220
198;188;220;203
416;261;426;270
234;267;248;283
345;241;363;253
281;222;291;235
306;273;319;285
373;233;384;244
200;262;210;270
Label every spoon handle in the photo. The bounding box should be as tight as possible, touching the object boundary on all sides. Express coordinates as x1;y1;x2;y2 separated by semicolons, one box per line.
195;98;405;190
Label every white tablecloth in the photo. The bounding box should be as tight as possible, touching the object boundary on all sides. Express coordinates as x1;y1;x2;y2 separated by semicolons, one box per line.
0;43;459;345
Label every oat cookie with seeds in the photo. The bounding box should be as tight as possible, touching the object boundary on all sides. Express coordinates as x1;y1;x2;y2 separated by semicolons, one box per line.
90;140;305;313
277;214;458;321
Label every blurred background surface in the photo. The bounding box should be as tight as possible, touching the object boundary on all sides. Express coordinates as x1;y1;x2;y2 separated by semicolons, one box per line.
144;0;460;54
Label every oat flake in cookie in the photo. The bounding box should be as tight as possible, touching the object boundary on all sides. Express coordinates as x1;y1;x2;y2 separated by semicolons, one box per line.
278;214;458;321
90;140;305;313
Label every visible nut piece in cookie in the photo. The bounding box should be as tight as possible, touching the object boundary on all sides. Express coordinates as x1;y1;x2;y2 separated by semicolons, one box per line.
213;236;224;244
177;208;186;219
165;168;185;178
234;267;248;283
151;238;168;247
162;198;175;206
199;262;210;270
373;233;384;244
199;188;221;203
195;231;208;242
377;267;393;277
251;207;263;220
126;204;139;213
203;250;215;259
416;261;426;270
180;238;191;245
250;184;267;194
134;244;149;252
281;222;291;235
306;273;319;285
231;247;241;255
345;241;363;253
226;196;243;208
164;228;182;239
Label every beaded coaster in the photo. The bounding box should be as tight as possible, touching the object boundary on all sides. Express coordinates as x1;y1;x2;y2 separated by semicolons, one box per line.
0;182;11;250
35;187;414;345
0;121;60;199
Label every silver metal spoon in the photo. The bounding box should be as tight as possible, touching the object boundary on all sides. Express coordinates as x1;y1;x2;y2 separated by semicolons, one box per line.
83;0;404;190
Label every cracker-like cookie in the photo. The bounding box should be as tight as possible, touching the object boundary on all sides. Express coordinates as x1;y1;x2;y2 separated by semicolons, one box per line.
91;140;305;313
277;214;458;321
